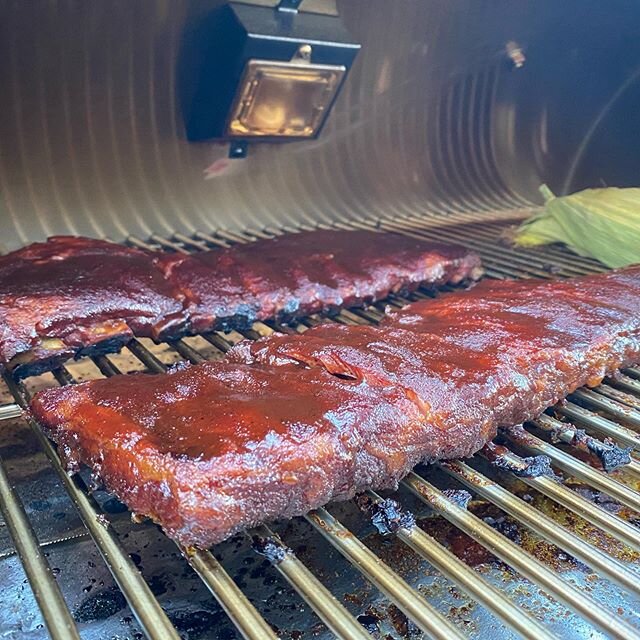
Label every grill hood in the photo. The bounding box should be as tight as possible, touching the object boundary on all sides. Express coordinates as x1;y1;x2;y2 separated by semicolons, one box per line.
0;0;639;249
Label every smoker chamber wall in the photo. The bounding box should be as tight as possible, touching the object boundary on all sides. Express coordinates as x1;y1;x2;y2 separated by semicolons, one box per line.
0;0;639;250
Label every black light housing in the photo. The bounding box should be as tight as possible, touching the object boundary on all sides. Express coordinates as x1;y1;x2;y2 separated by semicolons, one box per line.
180;2;360;143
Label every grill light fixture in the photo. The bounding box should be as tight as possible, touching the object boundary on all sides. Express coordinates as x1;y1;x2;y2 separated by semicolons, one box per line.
181;1;360;145
226;57;346;138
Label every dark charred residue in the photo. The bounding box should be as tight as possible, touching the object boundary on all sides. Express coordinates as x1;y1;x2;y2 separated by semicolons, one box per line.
442;489;472;510
129;552;142;569
343;592;364;607
28;499;51;512
95;513;110;529
548;424;631;472
580;432;631;473
516;455;556;478
357;613;380;634
491;450;557;479
387;603;420;638
168;359;192;373
102;497;129;514
483;515;522;545
88;472;102;492
356;495;416;536
251;535;292;564
417;513;497;567
73;586;127;622
357;605;386;635
168;609;231;640
573;486;623;514
146;574;168;597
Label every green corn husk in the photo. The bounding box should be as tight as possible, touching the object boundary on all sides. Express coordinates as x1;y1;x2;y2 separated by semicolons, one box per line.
514;185;640;268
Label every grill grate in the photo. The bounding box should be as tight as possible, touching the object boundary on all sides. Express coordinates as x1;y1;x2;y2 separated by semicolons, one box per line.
1;211;640;639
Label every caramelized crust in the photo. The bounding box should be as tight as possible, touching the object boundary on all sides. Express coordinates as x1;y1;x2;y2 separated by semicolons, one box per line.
29;266;640;546
157;230;483;331
30;362;425;547
231;266;640;459
0;237;188;377
0;232;480;376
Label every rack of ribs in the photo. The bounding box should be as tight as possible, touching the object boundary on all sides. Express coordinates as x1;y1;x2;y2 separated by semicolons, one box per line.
29;266;640;547
0;237;189;378
156;229;483;331
30;361;425;547
0;232;481;376
233;266;640;457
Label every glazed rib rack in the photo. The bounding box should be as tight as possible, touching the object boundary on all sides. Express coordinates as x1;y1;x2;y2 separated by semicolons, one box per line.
2;213;640;640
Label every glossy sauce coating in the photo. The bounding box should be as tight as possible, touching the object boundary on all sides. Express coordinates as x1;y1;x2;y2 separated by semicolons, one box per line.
0;232;480;376
30;266;640;547
30;361;425;546
0;236;187;373
157;230;482;331
231;266;640;460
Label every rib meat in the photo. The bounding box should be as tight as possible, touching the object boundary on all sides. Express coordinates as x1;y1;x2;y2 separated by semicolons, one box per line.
230;266;640;460
29;266;640;546
0;237;188;377
157;230;482;331
0;232;480;375
29;361;425;547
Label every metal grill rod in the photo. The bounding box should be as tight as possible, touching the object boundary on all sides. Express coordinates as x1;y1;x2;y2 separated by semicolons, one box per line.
3;374;181;640
558;399;640;450
105;341;280;640
0;404;21;420
439;460;640;596
193;230;231;248
185;549;279;640
172;233;210;252
0;457;81;640
305;508;467;640
382;216;594;277
624;366;640;381
149;234;190;254
479;445;640;552
402;472;640;640
610;372;640;396
505;424;640;513
596;383;640;411
253;525;371;640
363;491;557;640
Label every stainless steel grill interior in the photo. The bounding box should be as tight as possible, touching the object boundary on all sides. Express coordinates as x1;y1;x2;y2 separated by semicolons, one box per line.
2;215;640;640
2;1;640;638
2;0;640;248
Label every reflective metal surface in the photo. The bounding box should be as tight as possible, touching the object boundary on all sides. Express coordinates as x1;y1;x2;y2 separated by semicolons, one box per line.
1;1;640;250
1;221;640;639
1;3;640;635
